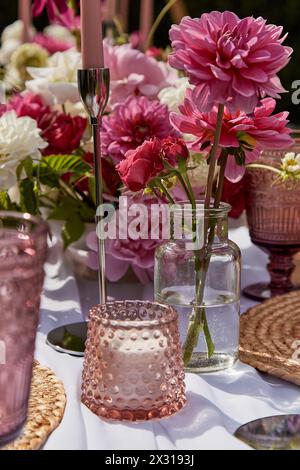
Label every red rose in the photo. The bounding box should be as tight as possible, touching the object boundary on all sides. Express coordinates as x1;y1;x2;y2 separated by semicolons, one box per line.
43;113;87;155
161;137;189;166
117;139;163;192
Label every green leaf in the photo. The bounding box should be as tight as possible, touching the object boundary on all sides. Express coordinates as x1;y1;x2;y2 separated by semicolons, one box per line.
62;216;85;249
235;150;246;167
17;157;33;180
16;162;23;181
48;196;94;223
78;203;95;222
23;157;33;179
19;179;38;215
48;196;78;221
0;192;14;210
35;165;59;188
178;156;188;174
43;154;91;176
88;177;97;206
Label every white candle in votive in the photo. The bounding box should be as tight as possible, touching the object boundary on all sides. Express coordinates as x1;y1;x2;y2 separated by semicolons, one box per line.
99;331;168;407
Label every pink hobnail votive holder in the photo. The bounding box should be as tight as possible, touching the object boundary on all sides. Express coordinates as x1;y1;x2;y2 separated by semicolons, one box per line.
0;212;48;447
81;301;186;422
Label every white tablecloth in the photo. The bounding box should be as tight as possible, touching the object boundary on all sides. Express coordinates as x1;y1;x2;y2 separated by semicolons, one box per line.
35;225;300;450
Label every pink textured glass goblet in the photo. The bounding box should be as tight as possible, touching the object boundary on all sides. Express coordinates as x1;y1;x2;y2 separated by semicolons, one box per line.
244;137;300;301
82;301;186;422
0;212;48;446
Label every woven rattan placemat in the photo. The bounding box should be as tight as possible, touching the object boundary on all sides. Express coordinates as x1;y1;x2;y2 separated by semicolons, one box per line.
240;291;300;386
3;362;66;451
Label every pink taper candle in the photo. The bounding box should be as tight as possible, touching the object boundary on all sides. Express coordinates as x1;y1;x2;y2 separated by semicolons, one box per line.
106;0;117;22
140;0;154;48
119;0;129;33
18;0;32;43
80;0;104;69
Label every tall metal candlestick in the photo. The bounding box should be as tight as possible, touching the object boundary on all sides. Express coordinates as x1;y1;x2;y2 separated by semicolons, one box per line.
78;68;110;304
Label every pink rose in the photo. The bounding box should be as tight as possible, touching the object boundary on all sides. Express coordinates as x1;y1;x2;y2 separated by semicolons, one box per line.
116;139;163;192
161;137;189;166
43;113;87;155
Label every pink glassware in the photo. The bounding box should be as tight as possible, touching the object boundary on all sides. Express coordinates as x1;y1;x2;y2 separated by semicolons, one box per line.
244;136;300;301
82;301;186;422
0;213;48;446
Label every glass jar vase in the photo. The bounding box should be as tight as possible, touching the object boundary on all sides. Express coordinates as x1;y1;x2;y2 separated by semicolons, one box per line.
154;203;241;374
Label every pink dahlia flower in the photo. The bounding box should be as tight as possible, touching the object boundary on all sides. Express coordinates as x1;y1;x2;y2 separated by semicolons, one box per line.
169;11;292;113
101;96;178;162
86;195;168;284
171;90;293;182
104;41;176;106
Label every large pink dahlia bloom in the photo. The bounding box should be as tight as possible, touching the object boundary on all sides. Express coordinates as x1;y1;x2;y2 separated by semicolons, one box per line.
171;90;293;182
101;96;178;162
169;11;292;113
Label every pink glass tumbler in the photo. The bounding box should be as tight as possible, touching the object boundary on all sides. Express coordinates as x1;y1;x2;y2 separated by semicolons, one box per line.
82;301;186;422
0;213;48;446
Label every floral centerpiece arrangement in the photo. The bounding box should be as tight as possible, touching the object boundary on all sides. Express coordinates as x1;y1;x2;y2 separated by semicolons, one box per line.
0;2;295;369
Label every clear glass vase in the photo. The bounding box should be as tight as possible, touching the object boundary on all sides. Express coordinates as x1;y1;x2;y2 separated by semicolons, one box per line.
154;203;241;374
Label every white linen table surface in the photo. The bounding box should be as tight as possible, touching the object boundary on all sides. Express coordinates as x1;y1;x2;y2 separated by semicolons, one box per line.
34;226;300;450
